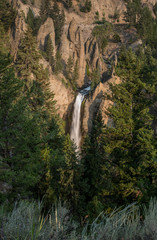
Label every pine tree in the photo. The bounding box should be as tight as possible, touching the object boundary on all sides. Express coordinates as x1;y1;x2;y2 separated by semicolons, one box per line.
16;28;40;80
0;0;16;32
40;0;51;23
0;57;43;202
124;0;142;26
40;1;65;45
136;6;157;48
80;0;92;13
58;135;82;212
65;0;72;9
103;47;157;205
55;50;63;74
0;23;10;71
16;28;55;115
66;56;73;80
26;8;35;30
66;57;78;90
90;66;101;90
81;112;110;218
45;34;55;71
50;3;65;45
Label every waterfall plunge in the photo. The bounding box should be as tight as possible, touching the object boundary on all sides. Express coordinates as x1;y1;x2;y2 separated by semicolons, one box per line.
70;87;90;148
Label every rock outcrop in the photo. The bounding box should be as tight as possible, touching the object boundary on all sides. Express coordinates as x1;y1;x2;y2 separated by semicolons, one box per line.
60;18;106;87
10;14;27;60
10;0;157;135
82;75;121;134
37;17;56;55
49;74;74;119
60;18;88;87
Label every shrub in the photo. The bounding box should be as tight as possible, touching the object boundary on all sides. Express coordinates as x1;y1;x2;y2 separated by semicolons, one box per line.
21;0;27;4
1;199;157;239
0;201;78;240
80;0;92;13
92;23;112;51
153;3;157;15
81;199;157;240
113;33;121;43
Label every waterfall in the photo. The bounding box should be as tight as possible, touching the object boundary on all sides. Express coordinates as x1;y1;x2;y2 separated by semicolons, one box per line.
70;87;90;148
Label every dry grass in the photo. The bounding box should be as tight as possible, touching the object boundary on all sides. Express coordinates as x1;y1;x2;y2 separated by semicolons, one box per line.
1;199;157;239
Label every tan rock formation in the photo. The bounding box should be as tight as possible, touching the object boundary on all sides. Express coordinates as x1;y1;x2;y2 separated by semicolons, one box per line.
37;17;56;55
10;0;157;134
10;14;27;60
82;75;121;133
49;74;74;119
60;19;106;87
39;58;74;119
90;0;126;22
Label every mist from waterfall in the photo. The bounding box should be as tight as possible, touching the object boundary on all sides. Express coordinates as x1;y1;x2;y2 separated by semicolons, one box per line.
70;87;90;149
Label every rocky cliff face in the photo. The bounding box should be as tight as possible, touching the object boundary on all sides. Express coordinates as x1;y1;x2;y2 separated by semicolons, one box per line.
10;0;157;135
37;17;55;55
82;75;121;134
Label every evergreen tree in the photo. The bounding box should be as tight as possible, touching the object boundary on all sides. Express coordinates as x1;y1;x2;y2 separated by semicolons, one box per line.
66;57;78;90
55;50;63;74
50;3;65;45
40;0;51;23
0;22;10;68
90;66;101;90
5;27;66;204
58;135;82;212
124;0;142;26
136;6;157;48
16;28;41;80
66;56;73;80
0;0;16;32
65;0;72;9
16;28;55;115
45;34;55;71
40;1;65;45
0;58;42;202
80;0;92;13
26;8;35;30
81;112;109;218
103;47;157;205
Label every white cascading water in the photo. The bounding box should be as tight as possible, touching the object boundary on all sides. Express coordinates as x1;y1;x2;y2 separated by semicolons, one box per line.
70;87;90;149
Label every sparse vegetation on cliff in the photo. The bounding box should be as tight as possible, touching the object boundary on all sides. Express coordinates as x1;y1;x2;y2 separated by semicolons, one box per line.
92;22;112;51
80;0;92;13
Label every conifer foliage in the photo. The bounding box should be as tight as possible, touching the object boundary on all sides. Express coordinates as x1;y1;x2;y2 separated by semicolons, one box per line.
81;47;157;215
40;0;65;46
103;47;157;205
0;57;42;201
45;34;55;71
0;0;16;32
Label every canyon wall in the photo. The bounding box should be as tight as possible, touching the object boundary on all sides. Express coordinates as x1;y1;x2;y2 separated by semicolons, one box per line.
10;0;157;133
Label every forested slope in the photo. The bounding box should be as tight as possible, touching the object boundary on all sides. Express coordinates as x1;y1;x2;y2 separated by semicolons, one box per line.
1;0;157;239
